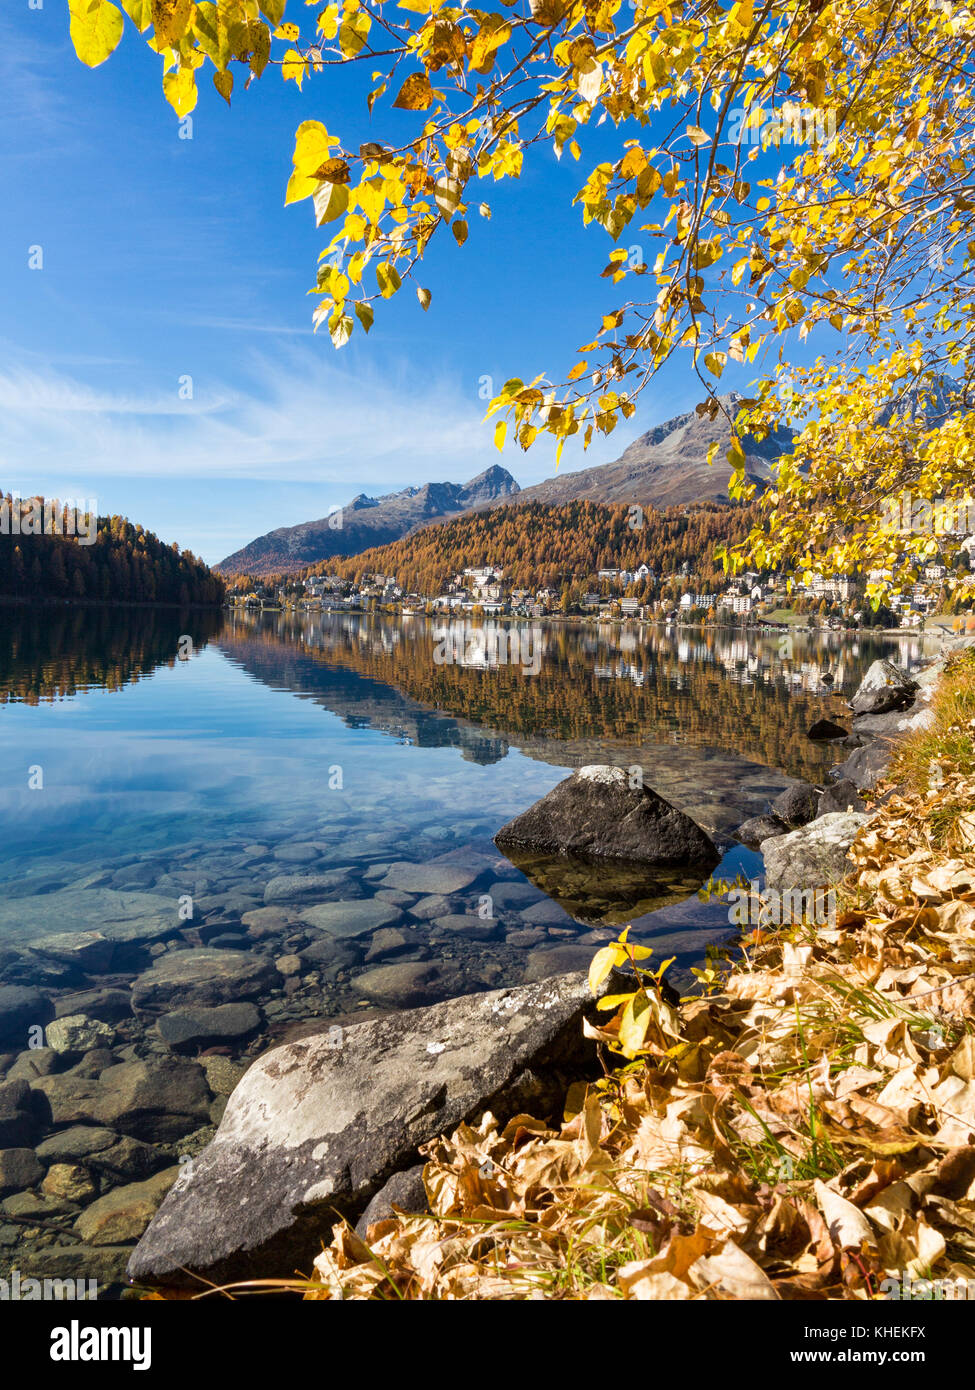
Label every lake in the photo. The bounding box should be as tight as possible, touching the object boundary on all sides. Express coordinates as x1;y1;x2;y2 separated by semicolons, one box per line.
0;605;924;1012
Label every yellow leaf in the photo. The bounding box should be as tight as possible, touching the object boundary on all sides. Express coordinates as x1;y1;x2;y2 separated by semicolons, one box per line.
69;0;125;68
417;286;432;311
588;945;621;993
150;0;193;47
354;301;374;333
392;72;435;110
162;66;197;116
213;68;233;105
494;419;507;452
686;124;710;147
282;48;306;86
312;181;349;225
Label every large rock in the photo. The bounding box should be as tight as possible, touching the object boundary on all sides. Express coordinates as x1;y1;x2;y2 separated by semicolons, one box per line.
770;781;820;829
378;861;481;895
131;949;276;1013
31;1059;211;1143
830;740;894;791
817;779;867;817
761;811;869;893
849;659;918;717
156;1003;262;1051
0;1079;36;1148
76;1168;180;1246
0;986;53;1047
264;871;360;906
807;718;848;741
0;1147;43;1194
45;1014;114;1057
494;766;719;868
2;888;179;958
128;972;613;1286
734;814;788;849
298;900;402;940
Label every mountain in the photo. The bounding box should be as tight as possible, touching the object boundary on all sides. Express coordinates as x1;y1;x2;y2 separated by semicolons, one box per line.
216;465;520;575
501;392;794;512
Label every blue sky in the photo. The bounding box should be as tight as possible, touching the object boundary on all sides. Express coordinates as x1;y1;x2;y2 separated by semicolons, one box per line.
1;2;787;564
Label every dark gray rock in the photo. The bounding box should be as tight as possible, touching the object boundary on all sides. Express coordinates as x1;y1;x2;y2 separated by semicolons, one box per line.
35;1125;119;1164
0;986;53;1048
0;1080;36;1148
807;718;848;741
89;1135;171;1183
817;779;867;816
264;871;361;906
131;949;276;1013
53;989;132;1024
355;1164;427;1236
298;900;403;940
156;1003;262;1051
0;1147;42;1194
128;972;612;1286
30;1059;211;1143
734;813;788;849
761;812;869;893
494;765;719;868
354;961;459;1008
831;739;894;791
849;659;918;716
770;781;820;828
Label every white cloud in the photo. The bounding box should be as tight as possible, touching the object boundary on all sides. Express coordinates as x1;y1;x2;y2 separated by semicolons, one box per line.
0;348;506;486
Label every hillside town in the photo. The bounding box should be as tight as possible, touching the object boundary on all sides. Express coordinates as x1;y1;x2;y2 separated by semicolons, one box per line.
226;551;975;631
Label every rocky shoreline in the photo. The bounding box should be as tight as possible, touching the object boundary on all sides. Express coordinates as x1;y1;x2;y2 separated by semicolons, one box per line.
0;650;946;1296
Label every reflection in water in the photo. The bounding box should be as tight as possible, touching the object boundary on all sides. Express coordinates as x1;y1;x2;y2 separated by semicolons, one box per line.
495;845;710;927
0;605;223;705
216;607;927;782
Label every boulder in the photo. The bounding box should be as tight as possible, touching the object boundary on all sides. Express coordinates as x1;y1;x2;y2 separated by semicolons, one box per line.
378;861;482;896
45;1014;114;1057
76;1167;180;1246
830;740;894;791
761;811;869;893
355;1164;427;1237
128;972;613;1286
0;986;53;1048
0;1147;43;1195
53;989;132;1024
131;949;276;1013
0;1079;36;1148
734;814;788;849
297;900;403;940
849;659;918;717
263;871;360;906
156;1003;262;1051
494;766;719;868
807;718;848;741
35;1126;118;1164
770;781;820;828
31;1058;211;1143
817;779;867;817
354;961;459;1008
42;1163;97;1204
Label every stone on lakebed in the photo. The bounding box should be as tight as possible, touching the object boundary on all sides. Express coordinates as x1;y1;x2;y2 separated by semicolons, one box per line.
494;765;719;869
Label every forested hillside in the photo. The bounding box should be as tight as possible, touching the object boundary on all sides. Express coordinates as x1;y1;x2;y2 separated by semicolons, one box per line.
318;499;761;593
0;496;224;606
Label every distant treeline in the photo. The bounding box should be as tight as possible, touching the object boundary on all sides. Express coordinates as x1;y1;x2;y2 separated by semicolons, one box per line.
0;494;225;606
228;499;764;594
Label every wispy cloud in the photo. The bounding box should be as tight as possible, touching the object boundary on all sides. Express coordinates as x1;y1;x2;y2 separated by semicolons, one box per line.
0;347;508;486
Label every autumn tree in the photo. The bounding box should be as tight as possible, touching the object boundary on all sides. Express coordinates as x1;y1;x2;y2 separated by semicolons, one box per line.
70;0;975;605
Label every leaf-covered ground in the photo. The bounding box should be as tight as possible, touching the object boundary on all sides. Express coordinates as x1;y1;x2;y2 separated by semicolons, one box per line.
308;649;975;1301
